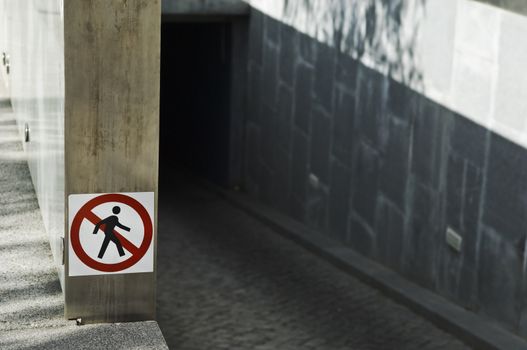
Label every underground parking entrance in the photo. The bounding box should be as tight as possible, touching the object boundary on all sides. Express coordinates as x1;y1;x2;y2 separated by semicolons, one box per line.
159;16;248;190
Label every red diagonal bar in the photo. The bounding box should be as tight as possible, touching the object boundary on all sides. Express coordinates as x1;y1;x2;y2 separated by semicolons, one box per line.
84;210;140;255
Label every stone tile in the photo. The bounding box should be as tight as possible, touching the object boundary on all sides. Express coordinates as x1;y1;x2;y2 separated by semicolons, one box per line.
260;104;278;170
262;43;279;108
348;215;375;258
336;53;358;90
247;63;262;124
356;67;386;148
450;111;488;168
332;89;355;166
279;24;297;87
249;9;264;66
446;153;464;233
293;63;314;133
439;158;482;310
403;182;441;289
478;226;523;329
259;163;274;205
298;31;317;65
456;262;479;311
290;129;309;202
412;99;446;189
306;184;328;232
375;198;404;272
314;44;336;112
276;84;293;153
246;123;261;183
483;132;527;242
380;117;411;211
264;13;280;45
436;237;478;311
388;79;417;122
271;148;291;213
310;108;331;184
463;162;483;236
290;195;307;222
329;160;351;241
351;142;379;227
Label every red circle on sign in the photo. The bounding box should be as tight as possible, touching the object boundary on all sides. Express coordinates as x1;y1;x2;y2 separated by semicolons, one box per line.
70;193;153;272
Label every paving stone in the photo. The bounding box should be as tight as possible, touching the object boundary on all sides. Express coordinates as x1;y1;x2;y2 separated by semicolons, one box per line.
157;173;470;349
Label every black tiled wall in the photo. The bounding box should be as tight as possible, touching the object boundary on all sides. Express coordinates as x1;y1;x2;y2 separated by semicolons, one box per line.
244;9;527;335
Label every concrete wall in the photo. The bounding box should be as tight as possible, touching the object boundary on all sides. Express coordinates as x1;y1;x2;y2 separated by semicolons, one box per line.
243;0;527;336
0;0;65;286
0;1;160;323
64;0;160;323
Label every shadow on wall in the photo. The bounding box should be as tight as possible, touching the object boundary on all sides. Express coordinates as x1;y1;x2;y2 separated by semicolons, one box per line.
282;0;426;88
244;1;527;338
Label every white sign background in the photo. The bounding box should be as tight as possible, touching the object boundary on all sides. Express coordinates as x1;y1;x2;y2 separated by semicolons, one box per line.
68;192;154;277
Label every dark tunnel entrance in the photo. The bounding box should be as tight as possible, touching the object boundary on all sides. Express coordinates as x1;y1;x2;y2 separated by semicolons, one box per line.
160;18;247;191
160;21;234;188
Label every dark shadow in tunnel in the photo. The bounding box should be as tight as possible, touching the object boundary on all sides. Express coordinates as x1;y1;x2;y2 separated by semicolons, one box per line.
160;22;233;190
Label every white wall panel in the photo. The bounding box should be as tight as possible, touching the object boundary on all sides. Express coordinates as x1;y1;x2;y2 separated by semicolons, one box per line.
0;0;65;287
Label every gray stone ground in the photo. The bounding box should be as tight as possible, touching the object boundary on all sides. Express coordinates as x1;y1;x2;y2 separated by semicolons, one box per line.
156;172;472;350
0;97;167;350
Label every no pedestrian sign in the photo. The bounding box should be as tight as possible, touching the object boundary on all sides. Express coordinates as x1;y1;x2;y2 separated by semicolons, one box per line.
68;192;154;277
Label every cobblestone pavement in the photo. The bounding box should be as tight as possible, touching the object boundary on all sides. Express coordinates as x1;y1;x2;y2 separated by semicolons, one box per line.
156;173;471;350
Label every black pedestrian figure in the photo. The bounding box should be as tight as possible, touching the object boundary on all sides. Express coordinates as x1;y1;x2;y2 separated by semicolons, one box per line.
92;206;131;259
